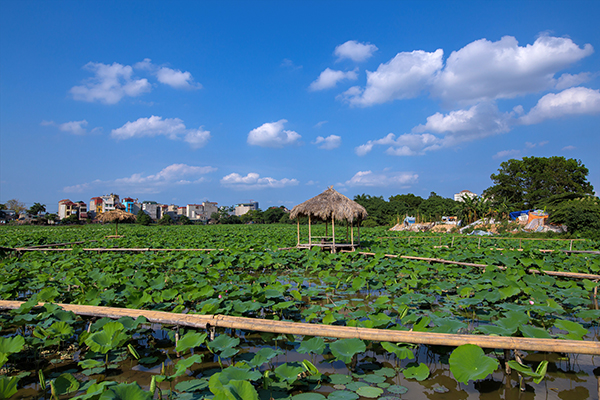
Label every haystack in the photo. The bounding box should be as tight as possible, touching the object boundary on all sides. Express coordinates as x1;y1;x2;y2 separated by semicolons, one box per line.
96;209;136;237
289;187;367;251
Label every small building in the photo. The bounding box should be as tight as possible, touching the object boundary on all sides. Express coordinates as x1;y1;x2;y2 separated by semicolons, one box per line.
234;201;259;216
58;199;87;220
141;201;162;220
454;190;477;202
122;197;140;214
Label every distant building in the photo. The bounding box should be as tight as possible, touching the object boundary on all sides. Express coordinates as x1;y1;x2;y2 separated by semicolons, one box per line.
185;202;219;222
58;199;87;220
90;193;120;216
454;190;477;202
141;201;161;220
122;197;140;214
234;201;259;216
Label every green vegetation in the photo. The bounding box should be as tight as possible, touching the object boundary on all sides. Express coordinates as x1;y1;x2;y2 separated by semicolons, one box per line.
0;224;598;398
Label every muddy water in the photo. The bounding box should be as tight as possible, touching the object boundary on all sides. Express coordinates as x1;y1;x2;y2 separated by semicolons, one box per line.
11;324;600;400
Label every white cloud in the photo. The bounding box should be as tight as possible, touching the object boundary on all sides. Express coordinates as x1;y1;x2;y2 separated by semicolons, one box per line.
555;72;594;90
342;49;443;106
220;172;299;190
314;120;328;128
156;67;201;89
334;40;378;62
493;149;521;159
281;58;302;69
525;141;549;148
520;87;600;125
339;35;593;107
431;35;594;104
309;68;358;91
63;164;216;194
111;116;211;148
247;119;301;147
562;145;576;151
413;102;513;147
70;62;151;104
59;120;88;135
42;120;91;135
135;58;201;89
313;135;341;150
357;102;516;156
344;170;418;187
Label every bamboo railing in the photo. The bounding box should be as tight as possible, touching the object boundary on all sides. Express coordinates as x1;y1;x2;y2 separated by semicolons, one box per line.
0;300;598;355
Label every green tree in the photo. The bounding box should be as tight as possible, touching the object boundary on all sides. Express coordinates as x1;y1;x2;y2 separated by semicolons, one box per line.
178;215;192;225
546;195;600;237
28;202;46;215
136;210;152;226
263;206;287;224
485;156;594;209
240;209;264;224
61;214;80;224
158;214;172;225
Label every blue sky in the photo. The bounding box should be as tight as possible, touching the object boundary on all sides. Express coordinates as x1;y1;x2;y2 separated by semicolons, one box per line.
1;1;599;213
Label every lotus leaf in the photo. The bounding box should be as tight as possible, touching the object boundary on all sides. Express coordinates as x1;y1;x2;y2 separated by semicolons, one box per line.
355;386;383;398
381;342;414;360
291;393;326;400
208;374;259;400
85;321;129;354
176;332;208;353
519;325;552;339
98;382;152;400
327;391;359;400
275;363;305;384
553;319;588;340
298;337;325;355
329;338;365;364
0;335;24;355
0;376;19;399
449;344;499;384
402;363;429;381
173;354;204;378
53;373;80;395
507;360;548;384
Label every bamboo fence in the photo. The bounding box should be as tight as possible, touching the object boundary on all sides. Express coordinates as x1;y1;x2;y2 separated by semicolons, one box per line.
0;300;598;356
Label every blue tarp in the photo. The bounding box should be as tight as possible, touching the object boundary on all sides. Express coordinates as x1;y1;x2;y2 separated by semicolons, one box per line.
509;210;530;220
404;216;416;225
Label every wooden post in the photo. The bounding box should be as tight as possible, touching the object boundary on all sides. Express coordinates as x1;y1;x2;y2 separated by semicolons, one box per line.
357;222;360;245
478;238;481;249
325;220;328;237
332;216;336;252
296;217;300;246
308;215;312;245
451;236;455;247
351;222;354;248
346;221;349;243
570;239;573;251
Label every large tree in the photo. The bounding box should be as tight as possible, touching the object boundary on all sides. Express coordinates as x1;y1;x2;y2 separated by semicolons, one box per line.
5;199;26;214
484;156;594;209
29;202;46;215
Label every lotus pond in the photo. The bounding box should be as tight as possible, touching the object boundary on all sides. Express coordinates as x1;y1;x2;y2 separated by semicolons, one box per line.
1;224;599;399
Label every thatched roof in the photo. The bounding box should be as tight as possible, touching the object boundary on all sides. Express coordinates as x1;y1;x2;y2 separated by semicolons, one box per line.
96;209;136;223
289;187;367;222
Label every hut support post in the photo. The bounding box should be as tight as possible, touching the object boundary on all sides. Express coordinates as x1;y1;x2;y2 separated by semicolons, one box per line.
332;216;335;249
308;215;312;245
351;223;354;247
296;218;300;246
346;222;349;243
325;221;328;237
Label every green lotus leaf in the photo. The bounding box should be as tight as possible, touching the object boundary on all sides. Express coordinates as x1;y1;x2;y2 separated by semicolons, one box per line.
328;374;352;385
507;360;548;384
0;335;25;355
249;347;283;367
402;363;429;381
0;376;19;399
363;374;385;383
172;354;204;378
292;393;326;400
275;363;304;384
381;342;414;360
209;375;259;400
98;382;152;400
327;390;359;400
298;337;325;355
519;325;552;339
355;386;383;398
53;373;80;395
85;321;129;354
217;366;261;383
174;378;209;392
176;332;207;353
553;319;588;340
386;385;408;394
209;334;240;352
449;344;499;384
48;321;74;339
374;367;396;378
329;338;365;364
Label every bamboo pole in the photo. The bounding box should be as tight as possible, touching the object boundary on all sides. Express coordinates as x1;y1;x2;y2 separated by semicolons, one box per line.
296;217;300;246
308;215;312;246
0;300;597;355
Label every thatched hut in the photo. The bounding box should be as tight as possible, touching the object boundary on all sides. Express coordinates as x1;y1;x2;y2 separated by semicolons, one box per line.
289;186;367;252
96;209;136;237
